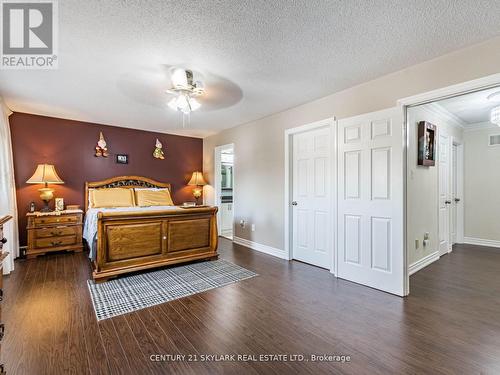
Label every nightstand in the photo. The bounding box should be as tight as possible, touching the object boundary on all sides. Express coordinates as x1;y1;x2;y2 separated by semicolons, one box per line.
26;210;83;258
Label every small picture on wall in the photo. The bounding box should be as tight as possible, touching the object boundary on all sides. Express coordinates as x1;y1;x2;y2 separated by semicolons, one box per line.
55;198;64;211
116;154;128;164
418;121;436;166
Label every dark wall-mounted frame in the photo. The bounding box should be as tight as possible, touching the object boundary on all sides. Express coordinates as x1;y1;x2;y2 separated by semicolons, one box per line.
417;121;436;166
116;154;129;164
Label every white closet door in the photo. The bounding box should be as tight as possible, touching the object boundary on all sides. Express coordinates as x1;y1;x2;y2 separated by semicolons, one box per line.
292;126;332;269
337;107;404;296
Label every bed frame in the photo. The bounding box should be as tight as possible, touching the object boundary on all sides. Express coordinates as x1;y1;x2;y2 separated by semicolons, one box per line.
85;176;218;282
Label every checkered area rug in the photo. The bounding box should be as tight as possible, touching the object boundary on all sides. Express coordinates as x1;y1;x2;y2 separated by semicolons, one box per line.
87;259;257;320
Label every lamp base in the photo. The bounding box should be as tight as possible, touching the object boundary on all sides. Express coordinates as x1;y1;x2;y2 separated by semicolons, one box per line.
38;187;55;212
192;187;202;205
40;200;53;212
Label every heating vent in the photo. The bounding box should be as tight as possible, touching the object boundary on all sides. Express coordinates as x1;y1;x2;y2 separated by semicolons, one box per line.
489;134;500;146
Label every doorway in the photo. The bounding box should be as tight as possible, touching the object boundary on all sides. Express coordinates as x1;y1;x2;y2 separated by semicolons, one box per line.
214;144;234;240
404;77;500;294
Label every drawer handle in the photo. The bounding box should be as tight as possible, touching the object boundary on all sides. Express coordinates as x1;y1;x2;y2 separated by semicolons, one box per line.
50;231;63;236
0;288;3;302
0;323;4;341
0;238;6;244
0;363;5;375
51;241;63;246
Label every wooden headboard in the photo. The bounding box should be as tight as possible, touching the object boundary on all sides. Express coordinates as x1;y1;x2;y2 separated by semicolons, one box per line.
84;175;172;211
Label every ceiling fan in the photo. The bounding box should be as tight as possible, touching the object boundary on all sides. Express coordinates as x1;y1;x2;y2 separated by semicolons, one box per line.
166;68;205;123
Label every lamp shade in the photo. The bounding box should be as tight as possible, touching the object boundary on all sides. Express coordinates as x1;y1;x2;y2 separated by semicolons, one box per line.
26;164;64;184
188;171;207;186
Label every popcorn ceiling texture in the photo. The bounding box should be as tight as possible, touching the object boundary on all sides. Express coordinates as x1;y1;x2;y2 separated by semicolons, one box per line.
1;0;500;137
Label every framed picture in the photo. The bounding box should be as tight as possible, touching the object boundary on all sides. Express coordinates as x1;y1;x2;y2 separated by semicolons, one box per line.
55;198;64;211
116;154;128;164
417;121;436;166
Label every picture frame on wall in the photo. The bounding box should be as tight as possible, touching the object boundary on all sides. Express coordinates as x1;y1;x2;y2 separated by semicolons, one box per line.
116;154;129;164
417;121;436;166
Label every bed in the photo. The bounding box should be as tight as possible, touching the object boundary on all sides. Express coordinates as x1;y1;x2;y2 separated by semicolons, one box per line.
83;176;218;282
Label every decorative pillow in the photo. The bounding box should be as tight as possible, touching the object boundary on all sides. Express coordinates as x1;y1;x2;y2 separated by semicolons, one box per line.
134;188;174;207
91;188;135;208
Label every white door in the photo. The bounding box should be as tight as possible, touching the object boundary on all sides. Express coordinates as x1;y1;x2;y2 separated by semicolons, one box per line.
292;126;332;269
438;133;451;255
337;107;404;296
451;144;458;245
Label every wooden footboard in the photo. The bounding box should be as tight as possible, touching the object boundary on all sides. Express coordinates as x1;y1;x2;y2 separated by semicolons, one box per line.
92;206;218;282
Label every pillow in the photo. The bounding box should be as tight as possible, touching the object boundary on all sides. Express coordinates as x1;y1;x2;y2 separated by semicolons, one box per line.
134;188;174;207
91;188;135;208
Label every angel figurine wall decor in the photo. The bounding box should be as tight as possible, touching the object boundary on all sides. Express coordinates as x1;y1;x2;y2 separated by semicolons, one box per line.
95;132;109;157
153;138;165;159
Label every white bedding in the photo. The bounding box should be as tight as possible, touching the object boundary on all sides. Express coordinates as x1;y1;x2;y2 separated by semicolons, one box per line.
84;206;178;260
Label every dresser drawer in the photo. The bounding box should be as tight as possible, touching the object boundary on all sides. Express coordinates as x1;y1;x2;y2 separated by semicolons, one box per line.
34;215;80;226
35;235;77;249
35;226;77;238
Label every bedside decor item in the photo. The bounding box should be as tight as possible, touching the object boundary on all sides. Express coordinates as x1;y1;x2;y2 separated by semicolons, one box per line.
29;202;36;213
153;138;165;159
26;210;83;258
95;132;109;157
417;121;436;166
116;154;128;164
66;204;80;211
55;198;64;211
182;202;196;207
26;164;65;212
188;171;207;204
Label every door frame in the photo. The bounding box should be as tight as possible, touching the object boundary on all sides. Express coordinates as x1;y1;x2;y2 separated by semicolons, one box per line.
437;131;452;256
398;72;500;295
284;117;336;274
451;138;464;245
214;143;234;237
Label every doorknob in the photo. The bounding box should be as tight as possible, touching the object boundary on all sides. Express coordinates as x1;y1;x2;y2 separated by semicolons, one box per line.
291;201;298;206
445;200;451;204
454;198;461;203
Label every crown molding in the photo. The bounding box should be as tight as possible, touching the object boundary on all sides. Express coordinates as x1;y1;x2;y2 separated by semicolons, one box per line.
463;121;500;132
423;102;467;129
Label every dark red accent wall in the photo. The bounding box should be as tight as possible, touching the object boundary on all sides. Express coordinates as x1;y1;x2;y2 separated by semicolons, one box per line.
9;112;202;246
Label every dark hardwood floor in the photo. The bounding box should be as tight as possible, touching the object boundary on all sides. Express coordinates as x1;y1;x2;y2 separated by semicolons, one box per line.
3;240;500;374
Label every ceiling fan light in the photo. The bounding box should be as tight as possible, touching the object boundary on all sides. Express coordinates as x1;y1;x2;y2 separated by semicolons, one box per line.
188;97;201;111
491;106;500;126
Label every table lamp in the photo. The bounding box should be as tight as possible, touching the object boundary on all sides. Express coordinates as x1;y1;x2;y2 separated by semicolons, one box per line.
26;164;64;212
187;171;207;205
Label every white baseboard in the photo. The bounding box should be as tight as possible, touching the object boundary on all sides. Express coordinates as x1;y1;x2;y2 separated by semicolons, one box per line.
463;237;500;248
408;251;440;276
233;236;288;260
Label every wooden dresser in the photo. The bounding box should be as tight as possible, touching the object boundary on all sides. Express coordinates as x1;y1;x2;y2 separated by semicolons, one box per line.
0;215;12;375
26;210;83;258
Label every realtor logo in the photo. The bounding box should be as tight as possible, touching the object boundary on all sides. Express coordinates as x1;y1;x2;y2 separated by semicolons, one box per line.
1;0;58;69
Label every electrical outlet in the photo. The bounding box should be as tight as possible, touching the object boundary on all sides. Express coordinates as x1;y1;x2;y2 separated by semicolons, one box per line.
251;224;255;232
240;220;246;228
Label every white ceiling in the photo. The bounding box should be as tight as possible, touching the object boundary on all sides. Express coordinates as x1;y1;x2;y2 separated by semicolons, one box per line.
2;1;500;138
437;86;500;125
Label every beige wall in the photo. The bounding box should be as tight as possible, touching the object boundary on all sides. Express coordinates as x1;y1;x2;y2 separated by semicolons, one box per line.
464;126;500;242
406;104;463;265
203;36;500;251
